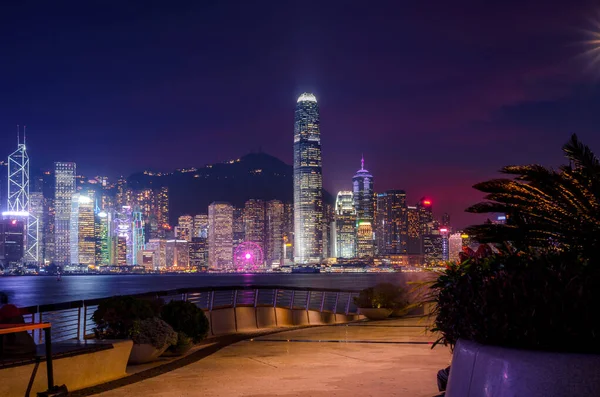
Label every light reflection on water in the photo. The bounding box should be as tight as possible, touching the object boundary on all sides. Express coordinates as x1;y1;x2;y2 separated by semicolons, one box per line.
0;273;408;307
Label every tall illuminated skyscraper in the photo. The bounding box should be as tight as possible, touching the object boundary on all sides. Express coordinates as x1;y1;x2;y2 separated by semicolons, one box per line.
352;156;374;256
54;162;76;265
265;200;284;267
243;199;265;253
193;214;208;238
95;210;110;266
376;190;408;255
176;215;193;242
208;202;233;269
334;191;356;258
293;92;323;264
407;205;421;254
70;193;95;266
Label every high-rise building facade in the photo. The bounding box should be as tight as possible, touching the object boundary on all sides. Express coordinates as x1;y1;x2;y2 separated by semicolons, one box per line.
70;193;95;266
352;157;374;223
356;221;374;258
54;162;76;265
376;190;408;255
243;199;265;252
95;211;110;266
165;239;189;269
0;218;25;267
176;215;193;242
189;237;208;269
293;92;323;264
265;200;284;267
208;202;233;269
232;207;245;250
334;191;356;259
193;214;208;238
146;238;166;270
448;232;462;263
407;205;421;254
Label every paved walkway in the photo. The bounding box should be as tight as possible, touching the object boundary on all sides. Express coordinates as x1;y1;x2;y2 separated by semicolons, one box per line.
95;317;450;397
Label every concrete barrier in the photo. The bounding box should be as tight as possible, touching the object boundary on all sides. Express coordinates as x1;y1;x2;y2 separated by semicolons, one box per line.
256;306;277;328
235;306;258;332
0;340;133;396
209;308;236;335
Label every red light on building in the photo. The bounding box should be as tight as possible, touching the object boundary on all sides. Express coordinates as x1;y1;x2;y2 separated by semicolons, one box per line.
440;228;448;232
11;220;17;225
423;200;431;206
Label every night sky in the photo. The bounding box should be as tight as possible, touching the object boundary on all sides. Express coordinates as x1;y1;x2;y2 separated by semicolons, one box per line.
1;1;599;228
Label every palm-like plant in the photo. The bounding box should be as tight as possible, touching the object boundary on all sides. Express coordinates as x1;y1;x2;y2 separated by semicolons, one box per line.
465;134;600;260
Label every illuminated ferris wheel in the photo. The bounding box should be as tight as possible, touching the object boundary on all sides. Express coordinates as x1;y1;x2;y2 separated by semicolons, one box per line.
234;241;264;272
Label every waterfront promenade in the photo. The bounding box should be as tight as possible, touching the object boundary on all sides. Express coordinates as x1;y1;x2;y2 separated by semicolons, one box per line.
90;316;450;397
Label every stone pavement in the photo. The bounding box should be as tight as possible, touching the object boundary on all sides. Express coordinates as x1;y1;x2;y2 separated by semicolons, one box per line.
95;317;451;397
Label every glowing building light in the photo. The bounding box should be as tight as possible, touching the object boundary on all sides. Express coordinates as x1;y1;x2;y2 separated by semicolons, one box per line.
297;93;317;103
245;253;252;260
2;211;29;217
423;200;431;206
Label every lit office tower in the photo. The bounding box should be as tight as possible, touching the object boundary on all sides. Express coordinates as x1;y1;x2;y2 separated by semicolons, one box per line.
232;207;245;250
29;192;44;261
283;203;294;263
132;210;145;265
265;200;284;267
193;214;208;238
166;239;189;269
54;162;76;265
156;187;169;233
70;193;95;266
146;238;166;270
114;206;133;265
0;218;25;267
334;191;356;259
176;215;193;242
376;190;408;255
407;206;421;254
243;199;265;251
440;227;450;261
418;198;434;235
293;92;323;264
423;228;443;266
208;202;233;269
189;237;208;269
322;202;334;258
115;178;127;208
95;211;110;266
448;233;462;263
353;157;374;223
356;221;374;258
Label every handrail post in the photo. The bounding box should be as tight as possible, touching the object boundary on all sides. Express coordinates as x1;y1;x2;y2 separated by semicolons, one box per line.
233;290;238;308
333;292;340;314
76;305;82;340
82;304;88;340
209;290;215;311
273;289;278;308
345;293;352;315
38;311;43;344
253;289;259;308
305;291;311;311
320;291;326;313
289;290;295;310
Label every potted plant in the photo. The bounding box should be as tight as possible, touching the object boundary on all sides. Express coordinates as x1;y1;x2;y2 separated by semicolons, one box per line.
160;300;209;356
431;135;600;396
354;283;406;320
92;295;159;340
128;317;178;364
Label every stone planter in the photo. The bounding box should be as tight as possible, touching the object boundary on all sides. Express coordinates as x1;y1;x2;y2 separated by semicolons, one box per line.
391;307;410;318
128;343;169;364
446;339;600;397
161;343;193;357
358;308;392;320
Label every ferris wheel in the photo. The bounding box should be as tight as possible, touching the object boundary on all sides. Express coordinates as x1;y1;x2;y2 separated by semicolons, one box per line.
234;241;264;272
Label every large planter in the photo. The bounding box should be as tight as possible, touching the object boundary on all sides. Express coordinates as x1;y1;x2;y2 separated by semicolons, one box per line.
446;339;600;397
128;343;169;364
358;308;392;320
391;307;410;318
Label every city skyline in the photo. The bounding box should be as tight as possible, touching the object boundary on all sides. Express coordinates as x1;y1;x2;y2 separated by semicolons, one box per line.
2;1;599;229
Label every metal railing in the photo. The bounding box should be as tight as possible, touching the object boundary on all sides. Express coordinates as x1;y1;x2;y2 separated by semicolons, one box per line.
19;286;361;343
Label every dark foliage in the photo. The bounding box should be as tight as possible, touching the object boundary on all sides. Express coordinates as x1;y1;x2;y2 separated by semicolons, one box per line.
160;300;209;343
432;251;600;353
129;317;177;349
354;283;407;309
92;296;160;339
465;134;600;261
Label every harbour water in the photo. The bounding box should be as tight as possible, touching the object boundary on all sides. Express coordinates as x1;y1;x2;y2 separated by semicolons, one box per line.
0;273;410;307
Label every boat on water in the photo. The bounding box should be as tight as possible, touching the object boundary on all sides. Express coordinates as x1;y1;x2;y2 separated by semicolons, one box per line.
291;266;321;274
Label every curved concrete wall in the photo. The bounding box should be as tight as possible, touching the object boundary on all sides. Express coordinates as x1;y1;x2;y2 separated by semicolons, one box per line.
206;307;363;336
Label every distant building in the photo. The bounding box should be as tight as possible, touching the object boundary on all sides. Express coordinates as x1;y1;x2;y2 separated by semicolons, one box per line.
156;187;169;237
176;215;193;242
95;211;110;266
293;92;323;264
166;239;189;269
0;218;25;267
423;229;443;266
353;157;375;224
441;213;451;227
146;238;166;270
132;210;145;265
334;191;356;259
356;221;374;258
208;202;233;269
189;237;208;269
407;205;421;254
376;190;407;255
265;200;284;267
243;199;266;255
440;227;450;262
54;162;76;265
283;202;294;263
70;193;95;266
138;250;154;270
448;233;463;263
193;214;208;238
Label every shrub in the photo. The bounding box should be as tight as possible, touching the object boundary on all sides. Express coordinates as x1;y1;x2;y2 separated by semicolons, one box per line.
354;283;406;309
431;251;600;353
92;296;161;339
129;317;177;349
161;300;209;343
167;332;194;355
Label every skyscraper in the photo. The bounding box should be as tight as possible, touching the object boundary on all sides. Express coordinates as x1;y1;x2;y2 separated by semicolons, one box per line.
208;202;233;269
193;214;208;238
70;193;95;266
334;191;356;259
243;199;265;252
176;215;193;242
353;157;374;223
265;200;284;267
54;162;76;265
376;190;408;255
448;232;462;263
356;221;374;258
293;92;323;264
95;210;110;266
407;205;421;254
